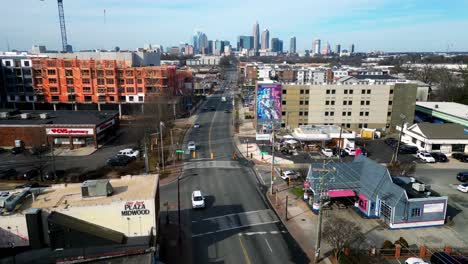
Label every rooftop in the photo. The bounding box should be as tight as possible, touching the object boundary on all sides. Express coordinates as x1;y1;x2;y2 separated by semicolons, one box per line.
416;101;468;121
0;109;118;126
11;175;158;213
408;122;468;140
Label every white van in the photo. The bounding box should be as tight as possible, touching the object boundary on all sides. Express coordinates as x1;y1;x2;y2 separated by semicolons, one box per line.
221;96;226;102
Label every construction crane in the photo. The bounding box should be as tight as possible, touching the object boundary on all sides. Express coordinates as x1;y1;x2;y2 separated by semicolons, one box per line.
41;0;69;52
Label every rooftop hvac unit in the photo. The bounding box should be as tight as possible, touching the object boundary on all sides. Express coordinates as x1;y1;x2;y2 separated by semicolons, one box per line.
81;180;113;198
0;112;9;119
21;113;31;119
39;113;49;119
412;183;425;192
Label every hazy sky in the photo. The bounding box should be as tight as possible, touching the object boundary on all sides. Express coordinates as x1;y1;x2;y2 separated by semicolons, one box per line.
1;0;467;52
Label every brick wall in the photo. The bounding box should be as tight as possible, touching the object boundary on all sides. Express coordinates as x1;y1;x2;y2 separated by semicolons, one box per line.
0;126;46;147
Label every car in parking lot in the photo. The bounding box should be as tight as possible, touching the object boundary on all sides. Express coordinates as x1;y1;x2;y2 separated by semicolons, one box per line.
15;182;49;189
30;146;49;156
359;147;369;157
11;147;24;155
0;169;17;179
117;148;140;159
398;145;419;154
384;138;398;147
405;257;429;264
332;148;347;157
191;190;205;209
321;148;333;157
281;170;300;181
457;172;468;182
188;141;196;151
22;169;39;180
431;152;448;162
457;183;468;193
452;153;468;162
194;123;200;128
344;147;356;156
210;107;216;111
107;155;133;167
417;150;436;163
44;170;66;181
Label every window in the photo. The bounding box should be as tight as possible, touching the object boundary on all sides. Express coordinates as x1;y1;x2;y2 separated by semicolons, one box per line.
300;89;304;94
138;96;144;102
366;101;370;105
84;96;92;102
96;70;104;76
348;101;352;105
305;100;309;105
106;78;114;85
330;112;334;116
67;87;75;93
126;79;134;84
347;112;352;116
105;70;114;76
361;100;365;105
349;89;353;94
81;70;90;76
65;70;73;76
358;124;363;128
300;101;304;105
342;112;346;116
97;78;105;85
5;61;11;66
109;96;115;102
388;112;392;117
51;96;59;101
331;89;336;94
411;208;421;217
390;89;394;94
304;112;308;116
282;89;287;94
282;100;286;105
331;101;335;105
82;78;90;84
305;90;310;94
137;79;143;84
282;111;286;116
346;124;351;128
344;89;348;94
452;144;464;152
361;89;365;94
432;144;441;150
137;87;143;93
118;79;125;85
48;78;57;84
49;87;58;93
326;89;330;94
360;112;364;116
128;96;134;102
343;100;347;105
68;95;76;101
47;69;56;75
299;112;303;116
66;78;74;85
367;89;371;94
107;87;115;93
83;87;91;93
127;87;135;93
325;101;330;105
389;101;393;105
365;112;369;116
325;112;329;116
363;123;368;128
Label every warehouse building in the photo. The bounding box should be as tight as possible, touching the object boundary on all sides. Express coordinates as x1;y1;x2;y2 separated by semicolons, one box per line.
0;174;160;263
0;109;118;149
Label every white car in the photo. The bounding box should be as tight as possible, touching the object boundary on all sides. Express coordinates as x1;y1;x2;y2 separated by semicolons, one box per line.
192;190;205;209
194;123;200;128
457;183;468;193
344;147;356;156
117;148;140;159
188;141;196;151
321;148;333;157
417;151;436;163
281;170;300;181
405;257;429;264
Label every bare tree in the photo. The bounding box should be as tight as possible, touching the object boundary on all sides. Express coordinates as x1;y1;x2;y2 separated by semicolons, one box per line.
387;160;416;176
322;217;365;260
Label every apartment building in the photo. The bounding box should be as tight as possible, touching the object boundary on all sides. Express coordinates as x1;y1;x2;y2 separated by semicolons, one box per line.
0;55;35;107
281;76;417;131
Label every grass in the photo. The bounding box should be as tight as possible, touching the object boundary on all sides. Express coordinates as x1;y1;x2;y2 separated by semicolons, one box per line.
292;186;305;198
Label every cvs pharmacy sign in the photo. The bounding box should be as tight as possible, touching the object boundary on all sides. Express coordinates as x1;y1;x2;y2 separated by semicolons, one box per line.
46;127;94;135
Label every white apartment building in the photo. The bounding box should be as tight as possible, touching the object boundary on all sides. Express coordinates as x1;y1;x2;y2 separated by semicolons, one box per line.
296;68;327;85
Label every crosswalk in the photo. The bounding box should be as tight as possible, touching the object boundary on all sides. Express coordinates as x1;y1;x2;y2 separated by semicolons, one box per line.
192;209;279;237
183;160;242;170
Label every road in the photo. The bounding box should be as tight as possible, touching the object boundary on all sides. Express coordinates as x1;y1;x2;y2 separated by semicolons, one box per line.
160;69;309;264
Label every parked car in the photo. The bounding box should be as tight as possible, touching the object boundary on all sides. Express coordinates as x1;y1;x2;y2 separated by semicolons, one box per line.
417;150;436;163
11;147;24;155
44;170;65;181
457;172;468;182
359;147;369;157
452;153;468;162
431;152;448;162
457;183;468;193
332;148;347;157
344;147;356;156
0;147;7;154
15;182;49;189
30;146;49;156
384;138;398;147
210;107;216;111
405;257;429;264
430;251;468;264
188;141;196;151
194;123;201;128
281;170;300;181
22;169;39;180
117;148;140;159
321;148;333;157
398;145;419;154
106;155;133;167
0;169;17;179
191;190;205;209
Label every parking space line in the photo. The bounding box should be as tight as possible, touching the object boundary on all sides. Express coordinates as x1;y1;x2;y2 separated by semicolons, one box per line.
238;236;252;264
264;238;273;253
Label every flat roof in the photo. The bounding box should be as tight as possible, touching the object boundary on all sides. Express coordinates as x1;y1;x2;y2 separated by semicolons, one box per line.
12;174;158;213
0;110;118;126
416;102;468;121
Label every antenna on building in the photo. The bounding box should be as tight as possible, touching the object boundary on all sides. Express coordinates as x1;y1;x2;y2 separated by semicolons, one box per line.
104;9;106;25
6;37;10;52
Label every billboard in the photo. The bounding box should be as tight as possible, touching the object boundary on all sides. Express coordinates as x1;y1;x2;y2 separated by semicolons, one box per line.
256;83;282;132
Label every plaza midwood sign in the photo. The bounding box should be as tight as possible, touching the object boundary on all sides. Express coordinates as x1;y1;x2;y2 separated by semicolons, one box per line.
46;127;94;135
121;201;150;216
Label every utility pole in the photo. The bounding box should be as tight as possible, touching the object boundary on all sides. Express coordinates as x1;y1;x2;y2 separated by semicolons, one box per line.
270;129;275;195
160;122;165;171
337;125;343;159
392;114;406;163
246;138;249;157
144;131;149;174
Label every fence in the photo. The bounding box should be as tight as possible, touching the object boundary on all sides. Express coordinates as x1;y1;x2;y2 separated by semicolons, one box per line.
352;245;468;260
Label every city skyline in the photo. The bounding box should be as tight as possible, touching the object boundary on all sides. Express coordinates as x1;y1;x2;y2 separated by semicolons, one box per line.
1;0;468;52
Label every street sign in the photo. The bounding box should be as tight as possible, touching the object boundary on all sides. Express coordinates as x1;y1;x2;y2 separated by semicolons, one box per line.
175;150;184;153
260;151;268;155
256;133;271;141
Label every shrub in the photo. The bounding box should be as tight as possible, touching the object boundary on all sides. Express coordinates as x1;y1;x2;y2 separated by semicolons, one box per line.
394;237;409;248
382;240;395;249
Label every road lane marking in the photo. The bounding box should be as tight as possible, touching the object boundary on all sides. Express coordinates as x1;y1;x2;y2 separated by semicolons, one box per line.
192;220;279;238
238;230;288;236
198;209;269;222
238;236;252;264
265;238;273;253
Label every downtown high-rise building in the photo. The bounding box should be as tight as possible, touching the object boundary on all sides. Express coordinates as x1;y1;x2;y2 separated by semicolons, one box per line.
290;36;296;54
261;29;270;50
271;38;283;53
335;44;341;55
313;39;321;55
349;44;355;53
252;21;260;53
193;31;208;54
237;36;254;51
322;42;331;55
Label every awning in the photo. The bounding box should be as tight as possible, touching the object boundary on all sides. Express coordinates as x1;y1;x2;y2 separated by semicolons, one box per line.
283;135;295;139
327;189;355;198
284;140;298;144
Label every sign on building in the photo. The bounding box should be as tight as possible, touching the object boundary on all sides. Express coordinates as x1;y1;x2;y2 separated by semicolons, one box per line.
256;83;282;133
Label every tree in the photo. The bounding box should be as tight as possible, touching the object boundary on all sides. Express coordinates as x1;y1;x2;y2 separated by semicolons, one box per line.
387;160;416;176
322;217;365;259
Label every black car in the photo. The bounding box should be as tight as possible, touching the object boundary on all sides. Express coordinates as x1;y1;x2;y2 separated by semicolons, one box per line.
30;146;49;155
398;145;418;154
384;138;398;147
359;147;369;157
0;169;17;179
431;152;448;162
210;107;216;111
15;182;49;189
44;170;66;181
457;172;468;182
332;148;347;157
11;147;24;155
452;153;468;162
22;169;39;180
106;155;133;166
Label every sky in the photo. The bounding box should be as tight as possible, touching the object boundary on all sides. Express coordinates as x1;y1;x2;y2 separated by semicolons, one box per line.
1;0;468;52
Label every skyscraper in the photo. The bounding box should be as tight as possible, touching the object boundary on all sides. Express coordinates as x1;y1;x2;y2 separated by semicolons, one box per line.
252;21;260;53
261;29;270;50
322;42;331;55
335;44;341;55
193;31;208;54
278;39;283;53
290;36;296;54
208;40;214;54
237;36;254;50
350;44;355;54
271;38;282;52
313;39;321;55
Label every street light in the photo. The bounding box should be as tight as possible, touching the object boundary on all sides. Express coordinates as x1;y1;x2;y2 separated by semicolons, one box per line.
160;121;165;171
393;114;406;163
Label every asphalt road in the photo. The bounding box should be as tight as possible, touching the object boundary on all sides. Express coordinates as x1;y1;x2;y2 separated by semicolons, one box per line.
160;69;309;264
